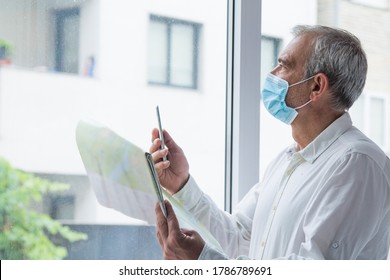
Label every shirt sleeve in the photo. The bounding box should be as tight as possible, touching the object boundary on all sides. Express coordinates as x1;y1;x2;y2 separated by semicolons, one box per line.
174;175;262;258
198;243;229;260
282;152;390;260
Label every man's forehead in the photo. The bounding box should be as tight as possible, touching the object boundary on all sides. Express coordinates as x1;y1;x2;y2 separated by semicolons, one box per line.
279;35;314;67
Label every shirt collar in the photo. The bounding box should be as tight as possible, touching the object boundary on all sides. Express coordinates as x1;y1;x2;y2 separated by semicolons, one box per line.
288;112;353;164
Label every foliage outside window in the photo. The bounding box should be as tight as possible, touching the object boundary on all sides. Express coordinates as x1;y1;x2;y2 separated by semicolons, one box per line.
0;158;87;260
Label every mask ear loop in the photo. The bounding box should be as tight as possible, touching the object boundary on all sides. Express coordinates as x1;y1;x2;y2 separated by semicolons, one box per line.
290;75;316;110
293;99;312;110
289;75;316;87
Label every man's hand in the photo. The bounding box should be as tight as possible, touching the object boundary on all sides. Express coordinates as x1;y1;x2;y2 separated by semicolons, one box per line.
155;200;205;260
149;128;189;194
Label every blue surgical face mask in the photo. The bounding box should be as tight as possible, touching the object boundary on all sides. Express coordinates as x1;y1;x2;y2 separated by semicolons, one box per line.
261;73;315;124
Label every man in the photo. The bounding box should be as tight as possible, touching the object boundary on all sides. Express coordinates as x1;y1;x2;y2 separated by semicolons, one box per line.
150;25;390;260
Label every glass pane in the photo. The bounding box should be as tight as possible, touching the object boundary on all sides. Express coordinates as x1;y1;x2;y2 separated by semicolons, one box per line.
170;24;195;87
349;94;365;130
370;97;385;146
260;0;390;180
260;37;278;89
260;0;390;260
260;0;316;178
0;0;227;259
148;20;168;84
59;14;80;73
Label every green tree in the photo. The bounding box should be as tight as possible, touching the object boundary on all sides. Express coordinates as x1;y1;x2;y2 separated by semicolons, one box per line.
0;158;87;259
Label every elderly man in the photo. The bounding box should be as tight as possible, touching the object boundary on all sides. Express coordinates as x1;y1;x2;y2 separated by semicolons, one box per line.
150;25;390;260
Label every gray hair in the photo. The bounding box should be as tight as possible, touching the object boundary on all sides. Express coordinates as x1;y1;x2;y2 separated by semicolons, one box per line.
292;25;367;111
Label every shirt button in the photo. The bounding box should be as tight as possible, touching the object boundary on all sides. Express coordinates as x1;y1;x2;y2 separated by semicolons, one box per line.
331;241;340;249
261;241;265;247
272;205;277;211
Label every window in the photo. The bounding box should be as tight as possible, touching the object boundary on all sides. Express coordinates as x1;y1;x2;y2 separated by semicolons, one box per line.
349;92;390;152
260;0;390;183
148;15;201;89
259;1;390;261
260;36;281;86
38;173;90;220
370;97;386;147
0;0;227;260
55;8;80;74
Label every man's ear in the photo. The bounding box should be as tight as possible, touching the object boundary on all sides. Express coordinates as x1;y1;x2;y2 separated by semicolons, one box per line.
310;73;329;101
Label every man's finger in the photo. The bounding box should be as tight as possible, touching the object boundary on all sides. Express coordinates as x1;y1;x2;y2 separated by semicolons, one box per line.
163;130;178;151
149;138;161;155
156;231;163;247
164;200;181;236
151;128;160;142
155;202;168;240
151;146;169;163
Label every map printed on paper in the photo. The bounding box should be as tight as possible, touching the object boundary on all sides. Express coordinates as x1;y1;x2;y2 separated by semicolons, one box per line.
75;120;223;252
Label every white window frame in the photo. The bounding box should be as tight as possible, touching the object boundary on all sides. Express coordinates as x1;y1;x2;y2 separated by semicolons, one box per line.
225;0;261;212
148;14;201;89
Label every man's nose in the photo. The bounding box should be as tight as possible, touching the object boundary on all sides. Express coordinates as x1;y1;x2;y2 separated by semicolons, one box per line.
270;64;280;75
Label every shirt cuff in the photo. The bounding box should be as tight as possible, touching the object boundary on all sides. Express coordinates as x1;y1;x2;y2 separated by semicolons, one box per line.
198;243;229;260
173;175;204;211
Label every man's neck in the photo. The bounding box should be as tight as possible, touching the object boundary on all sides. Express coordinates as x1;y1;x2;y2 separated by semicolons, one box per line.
292;111;344;151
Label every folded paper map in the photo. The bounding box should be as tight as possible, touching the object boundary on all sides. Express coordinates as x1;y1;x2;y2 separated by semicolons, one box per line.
75;120;222;252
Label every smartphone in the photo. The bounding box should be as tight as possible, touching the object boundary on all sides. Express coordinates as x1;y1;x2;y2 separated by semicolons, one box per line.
156;106;167;161
146;152;167;218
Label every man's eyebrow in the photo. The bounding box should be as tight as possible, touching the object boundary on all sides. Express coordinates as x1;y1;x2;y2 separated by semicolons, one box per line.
278;57;292;68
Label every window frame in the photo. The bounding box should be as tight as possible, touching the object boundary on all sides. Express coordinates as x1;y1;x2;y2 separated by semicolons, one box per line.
225;0;261;212
148;14;201;90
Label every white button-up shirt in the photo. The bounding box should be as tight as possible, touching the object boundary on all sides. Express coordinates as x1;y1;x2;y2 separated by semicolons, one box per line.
174;113;390;259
